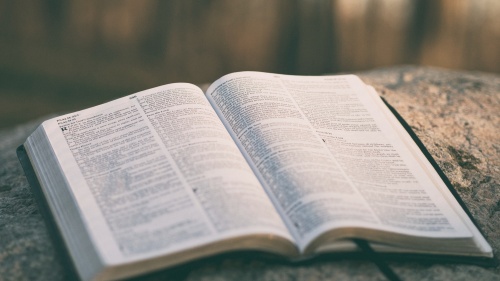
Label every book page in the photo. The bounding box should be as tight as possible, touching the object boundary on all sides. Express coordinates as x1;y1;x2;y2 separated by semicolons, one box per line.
206;72;472;251
40;83;294;265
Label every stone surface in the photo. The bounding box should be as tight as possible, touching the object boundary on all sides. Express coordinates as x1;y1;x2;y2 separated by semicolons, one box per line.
360;66;500;280
0;66;498;280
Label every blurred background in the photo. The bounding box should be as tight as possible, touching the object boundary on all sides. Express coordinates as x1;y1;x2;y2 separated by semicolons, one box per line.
1;0;499;129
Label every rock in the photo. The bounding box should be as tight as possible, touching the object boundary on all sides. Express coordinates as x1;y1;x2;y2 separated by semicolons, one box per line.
360;66;500;280
0;66;498;280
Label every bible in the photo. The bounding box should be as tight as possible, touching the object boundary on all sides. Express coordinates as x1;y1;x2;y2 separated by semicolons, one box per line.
17;72;493;281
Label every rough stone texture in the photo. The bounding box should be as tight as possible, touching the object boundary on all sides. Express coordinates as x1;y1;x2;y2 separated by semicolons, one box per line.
359;66;500;280
0;66;498;280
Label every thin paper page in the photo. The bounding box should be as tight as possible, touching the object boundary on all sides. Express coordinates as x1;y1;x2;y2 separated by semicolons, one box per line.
206;72;472;251
282;75;472;239
207;73;376;248
42;83;293;264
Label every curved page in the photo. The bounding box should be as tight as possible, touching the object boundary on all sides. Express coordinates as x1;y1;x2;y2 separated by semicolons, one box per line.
39;83;294;267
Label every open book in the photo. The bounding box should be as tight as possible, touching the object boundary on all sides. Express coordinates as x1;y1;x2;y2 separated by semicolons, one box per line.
18;72;493;281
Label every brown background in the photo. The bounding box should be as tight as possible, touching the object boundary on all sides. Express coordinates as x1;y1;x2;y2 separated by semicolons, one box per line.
1;0;499;128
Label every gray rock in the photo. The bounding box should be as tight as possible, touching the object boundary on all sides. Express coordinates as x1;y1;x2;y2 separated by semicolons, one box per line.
359;66;500;280
0;66;498;280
